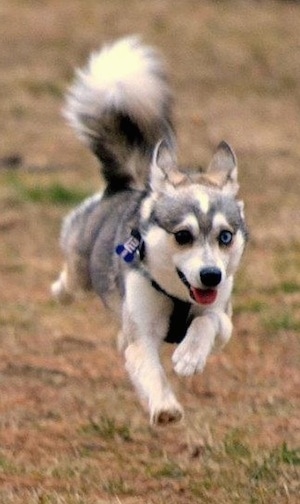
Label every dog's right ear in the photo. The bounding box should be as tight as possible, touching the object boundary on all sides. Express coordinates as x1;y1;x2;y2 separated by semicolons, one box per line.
149;139;183;191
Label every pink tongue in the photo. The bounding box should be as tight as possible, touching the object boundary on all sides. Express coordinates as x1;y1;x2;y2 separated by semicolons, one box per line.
191;288;217;305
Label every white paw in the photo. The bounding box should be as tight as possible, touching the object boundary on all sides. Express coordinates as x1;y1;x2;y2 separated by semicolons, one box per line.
51;278;74;305
172;342;208;377
151;401;184;426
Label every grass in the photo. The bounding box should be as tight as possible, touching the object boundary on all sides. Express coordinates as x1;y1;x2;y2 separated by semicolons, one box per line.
280;282;300;295
5;175;90;205
0;0;299;503
102;476;134;496
146;460;186;479
263;312;300;334
187;440;300;503
0;455;20;475
21;182;89;205
248;442;300;498
22;79;64;99
80;416;132;442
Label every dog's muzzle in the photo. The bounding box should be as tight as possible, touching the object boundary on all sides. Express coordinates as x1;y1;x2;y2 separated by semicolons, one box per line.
200;267;222;288
176;268;220;306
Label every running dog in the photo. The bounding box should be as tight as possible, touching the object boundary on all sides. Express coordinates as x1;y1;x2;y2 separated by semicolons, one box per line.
52;36;248;425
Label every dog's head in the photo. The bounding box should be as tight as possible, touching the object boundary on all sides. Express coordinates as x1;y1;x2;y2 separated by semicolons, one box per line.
140;141;248;307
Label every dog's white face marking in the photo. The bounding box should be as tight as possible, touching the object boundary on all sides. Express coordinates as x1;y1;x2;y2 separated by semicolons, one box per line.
212;212;232;233
141;196;155;221
173;214;199;238
197;191;210;214
226;229;246;275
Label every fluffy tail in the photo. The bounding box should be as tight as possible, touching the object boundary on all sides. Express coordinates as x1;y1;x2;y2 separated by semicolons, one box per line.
64;36;175;191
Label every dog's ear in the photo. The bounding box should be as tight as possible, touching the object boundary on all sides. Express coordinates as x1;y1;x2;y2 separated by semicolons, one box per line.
149;139;182;191
207;141;239;195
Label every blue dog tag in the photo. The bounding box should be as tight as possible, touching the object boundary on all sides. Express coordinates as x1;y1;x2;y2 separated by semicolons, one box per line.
116;230;142;263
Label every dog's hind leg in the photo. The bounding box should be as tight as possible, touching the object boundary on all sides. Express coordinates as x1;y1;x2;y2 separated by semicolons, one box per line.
51;252;91;304
51;265;74;304
52;191;103;304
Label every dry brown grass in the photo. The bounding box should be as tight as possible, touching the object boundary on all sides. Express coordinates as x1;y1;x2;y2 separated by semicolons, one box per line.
0;1;299;502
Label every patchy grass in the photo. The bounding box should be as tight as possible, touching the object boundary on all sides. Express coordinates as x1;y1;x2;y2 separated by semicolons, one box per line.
80;416;132;442
263;311;300;335
18;181;89;205
5;174;90;205
0;0;299;503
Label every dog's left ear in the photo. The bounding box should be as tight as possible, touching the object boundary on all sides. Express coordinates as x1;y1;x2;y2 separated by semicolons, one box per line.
207;141;239;195
150;139;184;191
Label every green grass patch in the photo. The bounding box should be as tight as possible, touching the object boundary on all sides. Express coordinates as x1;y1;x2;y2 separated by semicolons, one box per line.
0;454;21;475
224;429;251;460
23;79;64;98
80;416;132;442
102;476;133;496
260;282;300;296
280;281;300;294
190;478;213;499
20;182;89;205
263;311;300;334
147;460;186;479
250;443;300;483
187;440;300;503
277;442;300;466
235;299;268;314
6;175;89;206
0;303;35;330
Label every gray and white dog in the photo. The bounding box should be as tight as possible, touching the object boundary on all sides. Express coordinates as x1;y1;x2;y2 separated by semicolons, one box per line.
52;37;248;425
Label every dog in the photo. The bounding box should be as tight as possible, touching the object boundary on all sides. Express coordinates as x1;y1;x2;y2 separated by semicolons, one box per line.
52;36;248;425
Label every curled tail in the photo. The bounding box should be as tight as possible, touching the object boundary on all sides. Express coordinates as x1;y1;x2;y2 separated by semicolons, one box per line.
64;36;175;191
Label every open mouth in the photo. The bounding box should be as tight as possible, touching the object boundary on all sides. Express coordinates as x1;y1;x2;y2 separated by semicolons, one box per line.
176;269;218;306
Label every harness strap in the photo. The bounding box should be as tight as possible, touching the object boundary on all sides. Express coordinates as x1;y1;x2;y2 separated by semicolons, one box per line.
150;279;192;344
164;298;192;344
116;228;192;344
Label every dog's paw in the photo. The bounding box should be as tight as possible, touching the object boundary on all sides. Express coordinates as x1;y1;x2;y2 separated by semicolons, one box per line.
150;393;184;426
172;342;207;377
51;278;74;305
151;404;184;426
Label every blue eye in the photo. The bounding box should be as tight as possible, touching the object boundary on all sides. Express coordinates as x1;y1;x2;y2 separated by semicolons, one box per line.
219;230;233;246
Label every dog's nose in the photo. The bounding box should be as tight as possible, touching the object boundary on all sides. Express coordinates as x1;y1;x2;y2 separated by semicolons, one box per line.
200;267;222;288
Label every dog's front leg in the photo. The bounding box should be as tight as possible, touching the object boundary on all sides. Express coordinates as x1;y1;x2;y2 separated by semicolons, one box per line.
122;271;184;425
172;311;232;377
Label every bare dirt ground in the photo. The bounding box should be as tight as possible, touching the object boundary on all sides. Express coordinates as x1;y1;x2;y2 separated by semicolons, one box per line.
0;1;299;503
